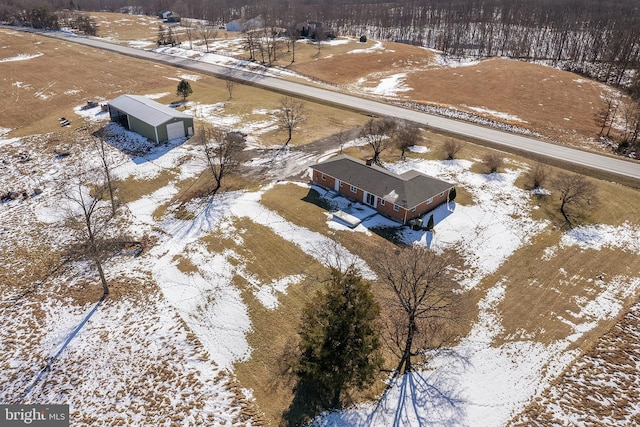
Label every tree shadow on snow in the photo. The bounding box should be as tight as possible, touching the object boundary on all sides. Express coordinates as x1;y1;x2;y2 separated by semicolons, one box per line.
381;201;457;248
317;350;469;427
384;370;466;426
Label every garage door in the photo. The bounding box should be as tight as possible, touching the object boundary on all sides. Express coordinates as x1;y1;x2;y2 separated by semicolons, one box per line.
166;121;184;141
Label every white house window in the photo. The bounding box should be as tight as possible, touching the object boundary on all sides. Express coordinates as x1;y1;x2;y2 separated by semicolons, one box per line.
339;182;343;187
412;206;416;212
380;199;385;206
440;191;445;197
350;185;357;193
393;204;400;212
321;173;326;180
427;197;433;204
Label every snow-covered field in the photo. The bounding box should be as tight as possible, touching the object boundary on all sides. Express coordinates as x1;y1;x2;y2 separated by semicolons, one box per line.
1;26;640;426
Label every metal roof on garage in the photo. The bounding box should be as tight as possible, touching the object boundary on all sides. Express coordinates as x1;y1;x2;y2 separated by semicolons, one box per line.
108;94;192;127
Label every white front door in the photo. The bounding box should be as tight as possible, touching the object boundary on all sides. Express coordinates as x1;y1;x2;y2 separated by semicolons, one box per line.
365;193;376;206
334;179;340;192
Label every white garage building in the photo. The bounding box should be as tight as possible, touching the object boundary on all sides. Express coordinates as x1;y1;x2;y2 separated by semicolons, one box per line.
107;95;194;144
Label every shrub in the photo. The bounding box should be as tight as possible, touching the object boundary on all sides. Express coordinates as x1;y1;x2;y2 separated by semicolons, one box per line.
449;187;457;201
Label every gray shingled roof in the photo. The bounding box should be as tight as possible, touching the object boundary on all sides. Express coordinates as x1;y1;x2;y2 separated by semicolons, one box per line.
108;95;192;127
310;155;453;208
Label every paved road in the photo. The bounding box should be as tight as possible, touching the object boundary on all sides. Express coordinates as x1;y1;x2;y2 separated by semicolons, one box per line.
20;28;640;186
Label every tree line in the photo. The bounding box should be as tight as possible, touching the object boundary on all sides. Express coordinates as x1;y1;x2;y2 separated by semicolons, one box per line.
2;0;638;95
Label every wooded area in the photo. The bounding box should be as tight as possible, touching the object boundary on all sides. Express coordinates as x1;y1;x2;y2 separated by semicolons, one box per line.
2;0;638;96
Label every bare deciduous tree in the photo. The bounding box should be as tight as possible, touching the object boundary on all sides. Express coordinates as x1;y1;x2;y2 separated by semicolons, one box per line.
596;95;618;138
166;26;176;46
198;22;215;52
394;122;421;160
196;125;244;197
442;138;463;160
482;152;504;174
92;127;117;216
62;166;114;296
226;79;235;99
359;118;397;165
552;173;598;227
525;162;551;190
620;101;640;146
378;246;459;376
287;24;300;63
244;26;258;61
182;19;194;50
157;24;166;46
314;26;328;56
276;96;306;147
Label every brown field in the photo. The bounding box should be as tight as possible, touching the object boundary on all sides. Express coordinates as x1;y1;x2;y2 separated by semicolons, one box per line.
73;13;633;149
510;300;640;426
0;28;366;143
91;12;159;44
289;42;623;146
75;13;638;149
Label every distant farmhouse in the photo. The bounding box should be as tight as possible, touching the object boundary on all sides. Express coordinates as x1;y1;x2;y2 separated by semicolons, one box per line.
299;21;335;40
158;10;173;20
226;16;264;32
107;95;194;144
156;10;180;22
310;155;454;225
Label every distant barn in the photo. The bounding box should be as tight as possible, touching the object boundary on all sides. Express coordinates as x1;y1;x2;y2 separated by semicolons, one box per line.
107;95;194;144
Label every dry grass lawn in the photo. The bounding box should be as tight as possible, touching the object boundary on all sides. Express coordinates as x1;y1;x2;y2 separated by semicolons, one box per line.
225;220;328;423
288;39;436;84
91;12;160;44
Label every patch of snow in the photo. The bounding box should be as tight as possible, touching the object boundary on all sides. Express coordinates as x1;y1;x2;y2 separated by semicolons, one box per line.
178;73;201;81
127;39;155;48
73;104;109;123
348;40;384;54
253;274;304;309
464;105;528;123
387;159;548;289
143;92;170;99
400;102;539;137
408;145;430;153
324;38;352;46
558;223;640;253
0;129;19;148
363;73;412;97
0;53;43;62
230;187;376;280
531;188;551;195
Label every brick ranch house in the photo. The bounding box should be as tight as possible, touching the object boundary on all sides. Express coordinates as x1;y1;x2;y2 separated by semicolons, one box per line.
310;155;454;225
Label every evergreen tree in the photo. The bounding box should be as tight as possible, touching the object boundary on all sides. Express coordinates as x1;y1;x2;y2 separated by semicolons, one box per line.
297;267;383;408
426;214;434;231
449;187;457;201
176;79;193;101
